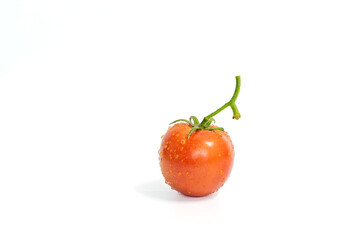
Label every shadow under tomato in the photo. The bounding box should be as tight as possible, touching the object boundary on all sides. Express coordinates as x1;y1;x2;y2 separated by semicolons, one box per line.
135;180;218;202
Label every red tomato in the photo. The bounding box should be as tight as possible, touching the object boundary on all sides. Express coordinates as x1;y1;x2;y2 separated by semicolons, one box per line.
159;123;234;197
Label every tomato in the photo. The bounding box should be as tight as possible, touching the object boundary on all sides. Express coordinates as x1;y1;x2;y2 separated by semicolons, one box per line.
158;75;241;197
159;123;234;197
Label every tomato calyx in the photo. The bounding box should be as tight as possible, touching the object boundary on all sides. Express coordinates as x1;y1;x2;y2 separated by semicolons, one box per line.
170;116;224;138
170;76;242;138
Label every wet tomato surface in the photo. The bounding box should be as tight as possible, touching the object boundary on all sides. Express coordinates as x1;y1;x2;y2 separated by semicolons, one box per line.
159;123;234;197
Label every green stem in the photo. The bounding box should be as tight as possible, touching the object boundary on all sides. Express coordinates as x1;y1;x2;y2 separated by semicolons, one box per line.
200;76;241;126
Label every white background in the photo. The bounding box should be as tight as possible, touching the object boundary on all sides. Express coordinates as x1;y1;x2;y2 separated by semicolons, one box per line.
1;0;359;239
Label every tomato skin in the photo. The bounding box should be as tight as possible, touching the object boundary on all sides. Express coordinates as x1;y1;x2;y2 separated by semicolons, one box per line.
159;123;234;197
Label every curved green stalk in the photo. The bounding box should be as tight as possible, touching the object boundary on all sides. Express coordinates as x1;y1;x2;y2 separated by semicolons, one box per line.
170;75;242;138
200;76;241;125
